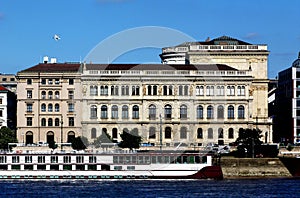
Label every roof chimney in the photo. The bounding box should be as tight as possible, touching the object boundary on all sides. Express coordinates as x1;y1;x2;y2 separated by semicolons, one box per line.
50;58;57;63
43;56;49;64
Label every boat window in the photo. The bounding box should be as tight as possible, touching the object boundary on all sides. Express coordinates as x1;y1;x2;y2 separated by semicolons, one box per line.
151;156;157;164
195;156;200;163
132;156;137;164
182;156;188;164
114;166;122;170
145;156;150;164
76;156;84;163
176;156;182;164
170;156;176;164
119;156;124;164
163;156;170;164
202;156;207;163
188;156;195;164
157;156;163;164
127;166;135;170
12;156;19;163
126;156;131;163
0;156;6;163
113;156;118;164
51;156;58;163
63;156;71;163
138;156;144;164
38;156;45;163
89;156;97;163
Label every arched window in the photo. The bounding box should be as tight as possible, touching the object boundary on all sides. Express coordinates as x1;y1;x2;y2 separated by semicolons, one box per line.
122;105;129;119
218;128;224;138
207;105;214;119
48;118;53;126
169;85;173;95
164;105;172;119
208;128;213;139
180;105;187;119
196;86;200;96
149;127;156;139
41;91;46;99
55;104;60;112
91;128;97;139
101;105;108;119
237;86;245;96
104;85;108;95
41;118;46;126
90;85;98;96
197;128;203;139
67;131;75;143
55;91;60;99
238;105;245;119
132;105;139;119
100;85;105;95
41;103;46;112
227;86;235;96
149;104;156;120
48;91;53;99
111;105;118;119
163;85;168;95
179;85;183;96
153;85;158;95
184;85;189;96
147;85;152;95
111;85;119;96
26;131;33;145
180;127;187;139
228;128;234;139
132;86;140;96
112;128;118;139
197;105;203;119
228;105;234;119
165;127;171;139
46;131;54;144
217;86;224;96
217;105;224;119
90;105;97;119
55;118;60;126
48;104;53;112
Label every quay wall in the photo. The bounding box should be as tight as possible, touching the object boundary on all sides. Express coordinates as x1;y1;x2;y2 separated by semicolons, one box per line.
221;157;291;178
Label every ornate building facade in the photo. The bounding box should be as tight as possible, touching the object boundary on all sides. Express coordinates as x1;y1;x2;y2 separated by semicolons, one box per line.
16;63;82;145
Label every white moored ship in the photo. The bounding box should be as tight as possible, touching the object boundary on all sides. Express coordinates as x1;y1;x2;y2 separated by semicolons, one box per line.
0;150;223;180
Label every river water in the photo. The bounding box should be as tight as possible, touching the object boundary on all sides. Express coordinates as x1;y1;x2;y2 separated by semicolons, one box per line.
0;178;299;197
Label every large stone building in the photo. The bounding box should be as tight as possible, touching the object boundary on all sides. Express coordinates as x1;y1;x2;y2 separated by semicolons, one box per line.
0;85;16;129
160;36;272;143
16;36;273;147
16;63;82;145
276;52;300;144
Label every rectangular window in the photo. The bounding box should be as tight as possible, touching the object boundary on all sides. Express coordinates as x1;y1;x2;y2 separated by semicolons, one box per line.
0;99;2;104
27;90;32;99
69;79;74;85
48;79;53;84
25;156;32;163
12;156;19;163
68;91;74;99
68;103;74;112
38;156;45;163
69;117;74;126
26;104;33;112
55;79;60;85
41;79;46;85
63;156;71;163
0;110;2;117
27;117;32;126
51;156;58;163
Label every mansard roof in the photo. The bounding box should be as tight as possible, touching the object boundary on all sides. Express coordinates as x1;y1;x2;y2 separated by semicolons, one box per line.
18;63;81;73
175;35;252;47
85;63;237;71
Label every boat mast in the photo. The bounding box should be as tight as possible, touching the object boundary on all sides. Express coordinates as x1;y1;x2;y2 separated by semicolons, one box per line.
160;114;162;151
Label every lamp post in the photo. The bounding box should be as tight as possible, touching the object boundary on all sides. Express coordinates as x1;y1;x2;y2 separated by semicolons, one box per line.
60;115;63;150
160;114;162;151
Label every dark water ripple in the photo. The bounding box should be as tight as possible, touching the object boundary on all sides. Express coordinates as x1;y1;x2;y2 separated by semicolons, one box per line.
0;178;299;198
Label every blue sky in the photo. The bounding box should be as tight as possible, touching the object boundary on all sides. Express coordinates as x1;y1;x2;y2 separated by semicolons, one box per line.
0;0;300;78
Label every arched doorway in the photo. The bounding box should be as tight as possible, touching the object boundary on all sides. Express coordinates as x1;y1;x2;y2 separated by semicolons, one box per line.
67;131;75;143
26;131;33;145
47;131;54;144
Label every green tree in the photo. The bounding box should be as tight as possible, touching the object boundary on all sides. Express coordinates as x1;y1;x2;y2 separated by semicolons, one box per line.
48;140;58;150
71;136;87;150
93;131;113;148
0;126;18;150
234;128;263;157
118;128;142;150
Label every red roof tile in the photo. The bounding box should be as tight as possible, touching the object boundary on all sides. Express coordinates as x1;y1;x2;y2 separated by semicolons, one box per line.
0;85;8;91
18;63;81;73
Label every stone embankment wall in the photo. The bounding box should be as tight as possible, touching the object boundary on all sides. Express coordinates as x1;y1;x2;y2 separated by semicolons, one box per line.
221;157;291;178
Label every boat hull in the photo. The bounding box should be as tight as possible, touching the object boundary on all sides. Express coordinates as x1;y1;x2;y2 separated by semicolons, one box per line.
279;156;300;177
0;165;222;180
